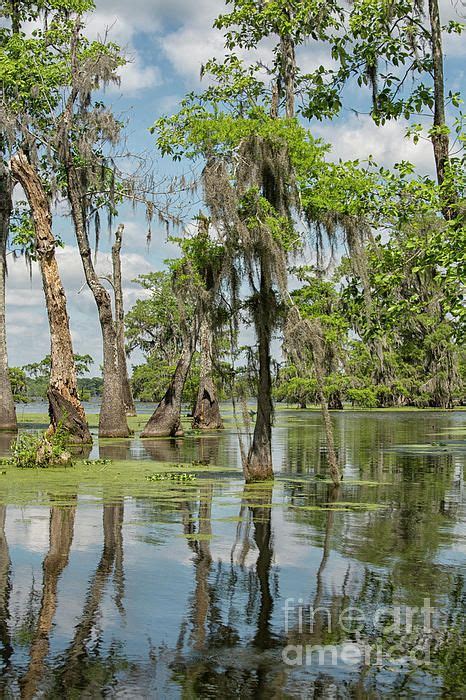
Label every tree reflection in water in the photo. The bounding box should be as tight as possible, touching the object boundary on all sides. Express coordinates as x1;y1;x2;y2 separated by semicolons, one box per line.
0;501;127;697
0;505;13;678
20;502;76;699
55;502;125;694
171;483;288;697
0;408;464;697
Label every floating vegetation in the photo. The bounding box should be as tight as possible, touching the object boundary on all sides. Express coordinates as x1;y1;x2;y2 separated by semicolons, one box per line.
388;442;466;454
292;505;349;512
323;501;388;510
280;477;383;487
291;501;388;512
178;533;214;542
146;472;197;483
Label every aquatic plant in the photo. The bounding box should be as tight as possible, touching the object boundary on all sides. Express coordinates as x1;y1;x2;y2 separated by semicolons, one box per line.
146;472;197;483
6;426;72;469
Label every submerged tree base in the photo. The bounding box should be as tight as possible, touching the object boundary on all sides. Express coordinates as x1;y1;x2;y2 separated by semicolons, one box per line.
98;396;131;439
244;464;274;483
48;389;92;444
98;427;132;439
141;406;184;438
243;446;274;483
192;392;224;431
0;419;17;432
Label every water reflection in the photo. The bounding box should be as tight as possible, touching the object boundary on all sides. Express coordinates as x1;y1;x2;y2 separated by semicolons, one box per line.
0;412;464;697
172;483;281;697
0;505;12;672
56;502;124;693
21;503;76;699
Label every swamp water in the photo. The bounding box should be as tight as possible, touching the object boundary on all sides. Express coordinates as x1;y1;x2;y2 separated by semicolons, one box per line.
0;408;464;698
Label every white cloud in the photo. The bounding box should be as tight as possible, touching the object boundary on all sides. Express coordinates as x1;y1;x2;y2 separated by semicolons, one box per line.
113;55;163;95
313;114;435;173
90;0;223;85
5;244;155;368
94;0;218;37
162;25;226;82
87;3;168;95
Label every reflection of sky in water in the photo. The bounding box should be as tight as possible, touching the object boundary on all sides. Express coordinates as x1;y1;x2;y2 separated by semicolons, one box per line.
0;409;465;697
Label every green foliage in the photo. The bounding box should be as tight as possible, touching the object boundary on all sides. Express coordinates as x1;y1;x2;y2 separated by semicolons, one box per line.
214;0;344;118
154;109;328;170
0;1;122;125
274;375;318;407
77;376;103;399
8;367;29;402
346;388;378;409
125;272;189;359
6;425;72;468
275;246;465;409
131;357;178;403
18;354;96;400
8;203;37;261
131;353;214;408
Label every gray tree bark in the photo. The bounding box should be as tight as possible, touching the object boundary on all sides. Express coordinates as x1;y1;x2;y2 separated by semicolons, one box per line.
192;318;223;430
112;225;136;416
428;0;449;190
244;259;274;482
0;163;16;431
11;152;91;443
141;341;194;438
65;164;130;438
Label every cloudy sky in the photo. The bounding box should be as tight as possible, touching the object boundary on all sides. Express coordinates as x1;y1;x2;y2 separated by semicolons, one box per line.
6;0;465;372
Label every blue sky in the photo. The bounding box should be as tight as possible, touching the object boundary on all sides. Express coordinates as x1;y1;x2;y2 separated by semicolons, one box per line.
6;0;465;372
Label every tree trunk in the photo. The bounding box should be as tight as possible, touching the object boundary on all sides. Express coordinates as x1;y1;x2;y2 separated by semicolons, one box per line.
281;33;296;119
328;392;343;410
428;0;449;190
192;318;223;430
0;163;17;431
20;504;76;700
10;152;91;443
428;0;459;222
309;321;341;486
318;390;341;485
244;261;274;482
65;165;129;438
141;342;194;438
112;225;136;416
